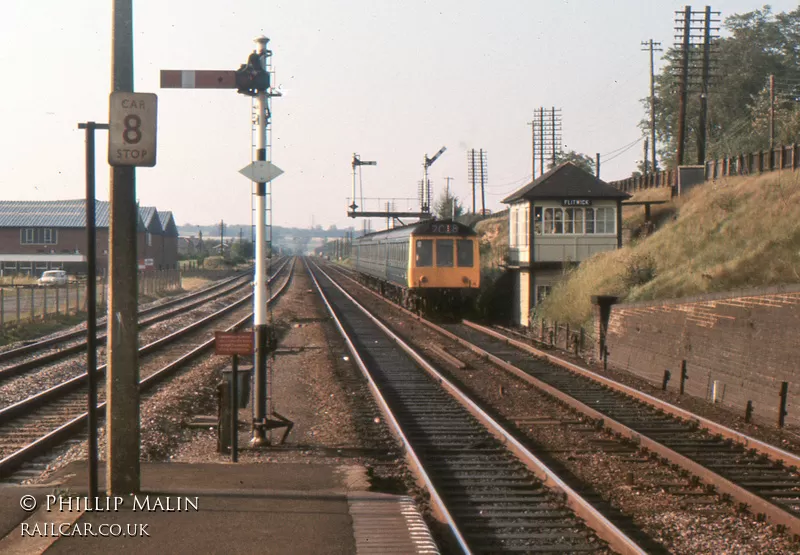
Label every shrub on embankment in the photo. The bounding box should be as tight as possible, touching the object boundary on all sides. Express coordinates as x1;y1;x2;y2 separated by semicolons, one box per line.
536;170;800;327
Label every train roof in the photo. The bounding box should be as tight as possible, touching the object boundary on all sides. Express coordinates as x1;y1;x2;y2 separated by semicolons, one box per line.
355;219;477;242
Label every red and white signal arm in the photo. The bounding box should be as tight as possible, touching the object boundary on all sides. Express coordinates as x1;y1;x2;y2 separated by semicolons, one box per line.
109;92;158;167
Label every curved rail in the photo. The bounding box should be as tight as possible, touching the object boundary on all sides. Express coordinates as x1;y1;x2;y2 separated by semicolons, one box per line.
307;258;645;554
0;266;257;364
0;259;294;479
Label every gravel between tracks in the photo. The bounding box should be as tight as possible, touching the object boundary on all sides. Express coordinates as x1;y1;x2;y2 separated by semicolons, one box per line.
324;262;800;555
28;261;430;547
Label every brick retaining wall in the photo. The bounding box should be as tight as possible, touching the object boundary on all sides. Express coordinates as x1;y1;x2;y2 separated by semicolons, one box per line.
603;285;800;428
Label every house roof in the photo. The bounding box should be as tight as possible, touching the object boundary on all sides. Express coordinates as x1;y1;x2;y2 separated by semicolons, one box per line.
0;200;113;227
138;206;163;234
502;162;631;203
158;211;179;237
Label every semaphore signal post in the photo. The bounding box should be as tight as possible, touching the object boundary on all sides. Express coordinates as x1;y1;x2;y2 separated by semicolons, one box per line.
160;36;289;447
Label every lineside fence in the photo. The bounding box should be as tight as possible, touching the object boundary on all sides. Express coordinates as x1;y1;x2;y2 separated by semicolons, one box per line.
139;269;181;297
608;143;800;193
0;269;183;328
518;316;598;362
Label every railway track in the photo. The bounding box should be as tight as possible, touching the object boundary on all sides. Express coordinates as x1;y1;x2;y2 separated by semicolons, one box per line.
320;258;800;544
0;263;276;383
307;259;644;554
0;258;293;481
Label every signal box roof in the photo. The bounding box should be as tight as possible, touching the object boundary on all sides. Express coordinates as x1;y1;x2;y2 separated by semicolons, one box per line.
502;162;631;203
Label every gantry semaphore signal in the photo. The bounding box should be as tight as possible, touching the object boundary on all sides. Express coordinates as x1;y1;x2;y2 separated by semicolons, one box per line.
347;147;447;226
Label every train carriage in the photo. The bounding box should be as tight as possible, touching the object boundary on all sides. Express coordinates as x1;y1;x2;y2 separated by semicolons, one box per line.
352;219;480;313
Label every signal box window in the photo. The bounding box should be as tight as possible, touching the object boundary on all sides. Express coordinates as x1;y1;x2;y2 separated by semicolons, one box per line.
457;240;473;267
436;240;454;267
416;240;433;267
536;285;552;304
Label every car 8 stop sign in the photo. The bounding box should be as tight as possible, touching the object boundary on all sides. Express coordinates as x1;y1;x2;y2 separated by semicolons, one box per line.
108;92;158;167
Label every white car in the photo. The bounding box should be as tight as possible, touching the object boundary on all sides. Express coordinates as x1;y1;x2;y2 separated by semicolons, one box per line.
38;270;68;286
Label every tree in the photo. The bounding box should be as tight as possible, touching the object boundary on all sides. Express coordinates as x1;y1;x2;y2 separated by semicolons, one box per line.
231;239;253;261
644;6;800;166
433;190;465;220
549;150;596;174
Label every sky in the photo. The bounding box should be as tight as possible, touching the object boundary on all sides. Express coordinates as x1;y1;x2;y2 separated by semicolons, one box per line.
0;1;794;232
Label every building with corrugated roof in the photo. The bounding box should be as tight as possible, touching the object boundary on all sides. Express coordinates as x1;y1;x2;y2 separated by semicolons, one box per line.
502;162;630;326
0;200;179;276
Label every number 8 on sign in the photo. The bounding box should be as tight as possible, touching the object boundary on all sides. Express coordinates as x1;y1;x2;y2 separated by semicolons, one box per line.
123;115;142;145
109;92;158;167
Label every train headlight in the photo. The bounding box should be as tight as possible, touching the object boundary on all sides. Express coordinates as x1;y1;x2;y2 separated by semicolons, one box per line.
420;276;428;284
462;276;470;285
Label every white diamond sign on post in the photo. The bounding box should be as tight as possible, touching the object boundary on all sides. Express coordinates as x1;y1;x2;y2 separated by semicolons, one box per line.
239;161;283;183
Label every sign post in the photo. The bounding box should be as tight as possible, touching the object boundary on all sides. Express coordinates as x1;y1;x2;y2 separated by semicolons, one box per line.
215;331;255;462
78;121;109;507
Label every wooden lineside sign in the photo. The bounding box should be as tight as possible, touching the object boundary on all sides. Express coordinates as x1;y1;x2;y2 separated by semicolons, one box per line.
214;331;254;355
160;70;238;89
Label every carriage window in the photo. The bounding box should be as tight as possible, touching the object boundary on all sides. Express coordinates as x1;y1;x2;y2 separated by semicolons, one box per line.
436;240;454;267
457;240;473;267
416;240;433;267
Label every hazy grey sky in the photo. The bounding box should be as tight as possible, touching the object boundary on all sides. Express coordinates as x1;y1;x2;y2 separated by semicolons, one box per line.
1;1;792;230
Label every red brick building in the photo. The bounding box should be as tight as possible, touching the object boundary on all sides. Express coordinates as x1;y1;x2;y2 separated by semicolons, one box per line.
0;200;179;276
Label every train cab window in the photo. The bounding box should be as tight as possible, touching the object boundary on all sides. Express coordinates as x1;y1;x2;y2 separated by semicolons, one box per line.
457;240;474;267
416;240;433;267
436;239;454;267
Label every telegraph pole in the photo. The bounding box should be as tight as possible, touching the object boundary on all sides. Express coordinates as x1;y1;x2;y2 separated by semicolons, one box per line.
469;151;476;213
527;121;536;179
219;219;225;258
769;74;776;150
107;0;140;495
479;149;486;216
697;5;712;164
643;138;649;174
676;5;691;167
641;39;662;172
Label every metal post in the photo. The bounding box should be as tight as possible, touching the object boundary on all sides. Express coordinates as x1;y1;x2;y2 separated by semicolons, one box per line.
778;381;789;428
231;354;238;462
78;121;106;506
107;0;140;494
745;400;753;423
662;370;671;391
680;360;688;395
252;36;270;447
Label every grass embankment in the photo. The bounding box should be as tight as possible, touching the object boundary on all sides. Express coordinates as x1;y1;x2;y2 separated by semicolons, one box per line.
537;170;800;326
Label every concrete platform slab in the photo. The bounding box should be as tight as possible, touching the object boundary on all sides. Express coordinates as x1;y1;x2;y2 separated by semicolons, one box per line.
0;461;438;555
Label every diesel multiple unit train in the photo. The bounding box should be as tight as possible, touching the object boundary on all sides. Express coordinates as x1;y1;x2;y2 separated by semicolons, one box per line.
351;219;480;313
